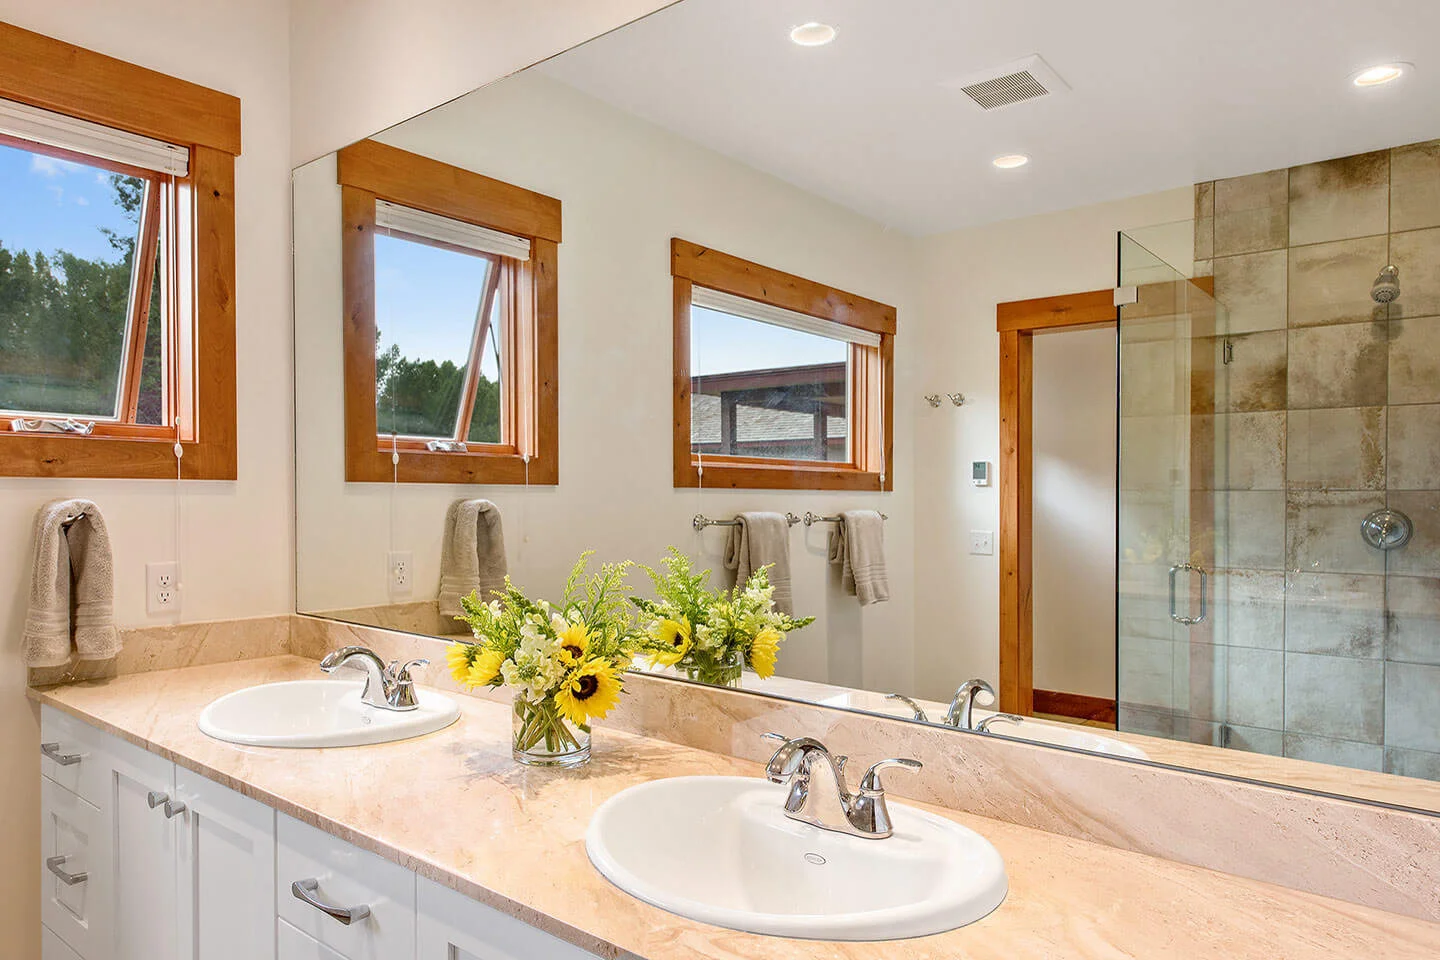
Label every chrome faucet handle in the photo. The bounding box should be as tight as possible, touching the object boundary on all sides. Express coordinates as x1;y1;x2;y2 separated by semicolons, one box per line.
858;758;922;795
384;658;429;710
885;693;929;722
976;713;1024;734
387;658;429;682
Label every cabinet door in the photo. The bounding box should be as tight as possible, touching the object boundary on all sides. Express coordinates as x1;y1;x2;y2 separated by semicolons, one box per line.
41;777;111;960
102;734;179;960
416;876;606;960
174;768;277;960
43;925;86;960
276;920;346;960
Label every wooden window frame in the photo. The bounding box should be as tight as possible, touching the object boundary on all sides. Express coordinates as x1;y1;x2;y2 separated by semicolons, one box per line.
337;139;559;485
0;21;240;479
671;238;895;491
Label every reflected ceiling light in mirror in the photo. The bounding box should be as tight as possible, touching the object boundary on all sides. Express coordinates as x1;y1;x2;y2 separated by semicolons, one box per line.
991;154;1030;169
1351;63;1409;87
790;22;836;47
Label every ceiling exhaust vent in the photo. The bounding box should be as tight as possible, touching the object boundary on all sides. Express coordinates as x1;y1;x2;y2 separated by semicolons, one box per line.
945;54;1070;111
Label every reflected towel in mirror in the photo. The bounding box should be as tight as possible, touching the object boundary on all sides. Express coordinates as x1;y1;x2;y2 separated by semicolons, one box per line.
723;512;794;616
828;510;889;606
439;499;508;618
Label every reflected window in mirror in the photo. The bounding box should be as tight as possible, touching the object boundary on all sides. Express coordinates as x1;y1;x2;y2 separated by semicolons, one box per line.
0;22;240;479
337;140;559;484
672;239;894;490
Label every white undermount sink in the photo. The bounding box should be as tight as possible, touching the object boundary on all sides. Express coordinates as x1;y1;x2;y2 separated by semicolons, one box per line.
198;680;460;748
586;776;1007;940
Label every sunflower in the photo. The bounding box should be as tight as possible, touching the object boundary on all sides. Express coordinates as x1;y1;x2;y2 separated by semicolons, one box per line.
446;642;476;684
555;659;623;727
649;618;692;668
554;619;592;665
749;626;782;679
465;648;507;688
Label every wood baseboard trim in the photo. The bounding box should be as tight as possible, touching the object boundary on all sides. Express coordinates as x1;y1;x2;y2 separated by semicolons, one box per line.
1033;689;1116;725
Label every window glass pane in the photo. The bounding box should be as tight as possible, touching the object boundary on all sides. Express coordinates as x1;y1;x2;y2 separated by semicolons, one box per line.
0;141;148;420
690;304;849;462
466;293;503;444
134;237;164;424
374;233;495;440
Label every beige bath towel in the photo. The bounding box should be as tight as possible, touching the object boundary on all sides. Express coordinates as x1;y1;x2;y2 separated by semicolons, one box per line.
828;510;889;606
724;512;793;615
439;499;508;617
22;498;120;667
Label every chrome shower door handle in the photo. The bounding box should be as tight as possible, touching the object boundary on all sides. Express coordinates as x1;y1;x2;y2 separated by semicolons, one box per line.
1168;563;1208;626
291;878;371;926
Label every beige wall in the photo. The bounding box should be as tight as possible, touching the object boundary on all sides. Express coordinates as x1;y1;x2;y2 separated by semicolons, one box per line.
294;72;918;694
911;188;1193;703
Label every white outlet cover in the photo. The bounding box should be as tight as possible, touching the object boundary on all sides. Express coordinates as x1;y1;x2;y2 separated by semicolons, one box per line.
969;531;994;556
387;551;414;598
146;561;180;615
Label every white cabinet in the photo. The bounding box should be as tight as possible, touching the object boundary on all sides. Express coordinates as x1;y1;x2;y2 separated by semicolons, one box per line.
277;920;347;960
417;876;607;960
40;777;108;960
105;733;179;960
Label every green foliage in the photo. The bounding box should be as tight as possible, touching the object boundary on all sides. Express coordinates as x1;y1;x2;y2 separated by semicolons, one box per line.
375;339;501;442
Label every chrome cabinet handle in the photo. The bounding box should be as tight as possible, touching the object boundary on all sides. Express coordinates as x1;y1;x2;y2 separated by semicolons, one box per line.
291;879;371;926
147;792;185;818
41;742;82;766
1168;563;1208;626
46;855;88;886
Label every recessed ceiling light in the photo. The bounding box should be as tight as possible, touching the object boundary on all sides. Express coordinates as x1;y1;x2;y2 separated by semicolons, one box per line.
790;22;836;47
992;154;1030;169
1352;63;1409;87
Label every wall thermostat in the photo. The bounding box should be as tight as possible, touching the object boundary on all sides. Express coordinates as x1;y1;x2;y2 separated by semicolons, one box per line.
972;461;991;486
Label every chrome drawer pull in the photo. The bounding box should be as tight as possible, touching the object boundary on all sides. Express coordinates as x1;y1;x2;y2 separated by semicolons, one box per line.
41;742;82;766
46;855;88;886
291;879;371;926
146;792;186;818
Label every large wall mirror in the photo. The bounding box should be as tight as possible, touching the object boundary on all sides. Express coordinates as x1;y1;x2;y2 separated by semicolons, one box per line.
296;0;1440;815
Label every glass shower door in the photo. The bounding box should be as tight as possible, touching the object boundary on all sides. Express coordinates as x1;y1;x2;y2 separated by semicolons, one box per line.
1116;228;1228;742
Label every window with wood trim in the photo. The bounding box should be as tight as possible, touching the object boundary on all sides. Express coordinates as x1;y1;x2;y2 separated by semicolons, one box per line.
337;139;559;484
0;21;240;479
671;239;895;491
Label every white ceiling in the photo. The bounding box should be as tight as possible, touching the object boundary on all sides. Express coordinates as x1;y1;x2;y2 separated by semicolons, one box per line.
539;0;1440;235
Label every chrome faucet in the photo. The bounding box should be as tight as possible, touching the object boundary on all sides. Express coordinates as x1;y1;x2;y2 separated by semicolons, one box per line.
762;733;921;840
319;646;429;711
943;678;996;730
885;693;930;722
976;713;1025;734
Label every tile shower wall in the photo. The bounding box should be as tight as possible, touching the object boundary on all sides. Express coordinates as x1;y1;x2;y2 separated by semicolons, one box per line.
1130;141;1440;779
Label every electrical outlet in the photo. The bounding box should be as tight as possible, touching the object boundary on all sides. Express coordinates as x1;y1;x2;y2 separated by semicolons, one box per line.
969;531;994;556
146;561;180;615
387;551;413;598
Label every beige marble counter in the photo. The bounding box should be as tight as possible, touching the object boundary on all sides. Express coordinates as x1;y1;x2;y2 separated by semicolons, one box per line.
31;656;1440;960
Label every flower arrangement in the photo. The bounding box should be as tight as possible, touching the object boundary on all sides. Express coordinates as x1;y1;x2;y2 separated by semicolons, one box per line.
631;548;815;687
447;552;642;767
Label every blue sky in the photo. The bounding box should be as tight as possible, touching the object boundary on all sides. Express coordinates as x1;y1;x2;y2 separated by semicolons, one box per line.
375;233;501;381
0;141;137;264
691;305;846;376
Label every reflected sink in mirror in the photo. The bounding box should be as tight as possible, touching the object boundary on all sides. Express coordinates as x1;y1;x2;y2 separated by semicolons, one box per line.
586;776;1007;941
198;680;460;748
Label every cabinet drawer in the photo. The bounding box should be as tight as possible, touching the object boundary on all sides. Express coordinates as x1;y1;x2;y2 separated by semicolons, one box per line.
278;919;347;960
41;777;110;960
417;875;603;960
42;925;85;960
277;815;415;960
41;706;107;806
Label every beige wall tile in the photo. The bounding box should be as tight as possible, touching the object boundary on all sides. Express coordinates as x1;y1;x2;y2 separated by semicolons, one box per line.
1388;315;1440;404
1385;575;1440;665
1285;652;1384;742
1284;571;1385;658
1390;226;1440;318
1286;406;1385;491
1210;569;1285;649
1193;411;1285;490
1215;490;1286;570
1214;169;1289;256
1386;491;1440;577
1288;235;1390;327
1384;661;1440;752
1390;140;1440;233
1287;322;1388;409
1286;490;1387;575
1194;181;1215;261
1191;331;1288;414
1288;151;1390;246
1283;733;1384;772
1213;250;1287;333
1386;745;1440;779
1226;646;1284;728
1388;403;1440;490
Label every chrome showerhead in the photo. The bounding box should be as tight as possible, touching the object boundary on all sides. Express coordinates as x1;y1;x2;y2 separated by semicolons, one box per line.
1372;264;1401;304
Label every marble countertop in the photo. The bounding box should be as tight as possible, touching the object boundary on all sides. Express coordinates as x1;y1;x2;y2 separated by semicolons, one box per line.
31;656;1440;960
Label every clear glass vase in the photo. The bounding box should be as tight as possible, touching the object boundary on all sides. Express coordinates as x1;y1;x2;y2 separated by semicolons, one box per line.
684;647;745;688
512;693;591;768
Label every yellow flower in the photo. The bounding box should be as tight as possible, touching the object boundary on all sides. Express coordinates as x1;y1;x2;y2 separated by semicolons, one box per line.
649;618;692;668
554;619;592;665
749;627;782;679
465;648;506;688
555;659;623;727
446;643;475;684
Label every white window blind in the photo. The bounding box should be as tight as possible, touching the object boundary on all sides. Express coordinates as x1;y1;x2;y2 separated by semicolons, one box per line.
0;97;189;177
691;285;881;348
375;200;531;262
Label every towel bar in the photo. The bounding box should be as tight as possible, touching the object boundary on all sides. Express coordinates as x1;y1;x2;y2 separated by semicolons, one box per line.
803;512;888;526
692;513;802;532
